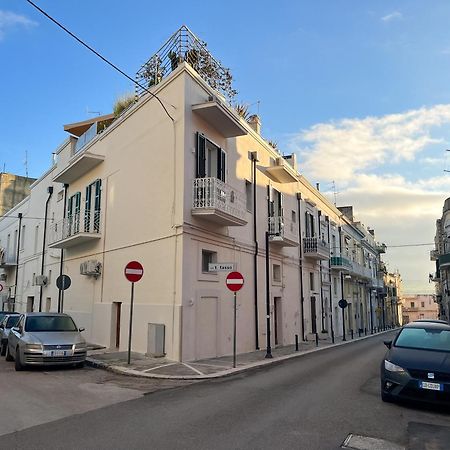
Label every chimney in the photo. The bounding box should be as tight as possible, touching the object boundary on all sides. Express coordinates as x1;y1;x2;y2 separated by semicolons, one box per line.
248;115;261;134
316;183;320;191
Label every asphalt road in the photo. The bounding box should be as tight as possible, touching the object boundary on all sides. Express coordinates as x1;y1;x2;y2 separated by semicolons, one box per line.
2;332;449;449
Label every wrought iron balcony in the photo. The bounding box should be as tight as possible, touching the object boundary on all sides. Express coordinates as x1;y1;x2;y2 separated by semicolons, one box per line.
349;261;373;280
330;256;352;271
0;249;17;268
303;237;329;260
430;249;438;261
268;215;299;247
48;211;101;249
192;177;247;226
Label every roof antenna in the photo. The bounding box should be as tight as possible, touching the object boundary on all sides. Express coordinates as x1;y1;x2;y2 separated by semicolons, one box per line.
24;150;29;178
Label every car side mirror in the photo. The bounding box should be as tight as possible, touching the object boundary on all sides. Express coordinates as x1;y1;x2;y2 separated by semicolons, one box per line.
79;327;85;332
12;326;20;333
384;340;392;349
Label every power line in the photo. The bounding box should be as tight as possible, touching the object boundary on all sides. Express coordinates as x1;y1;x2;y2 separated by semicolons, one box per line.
386;243;434;248
25;0;174;121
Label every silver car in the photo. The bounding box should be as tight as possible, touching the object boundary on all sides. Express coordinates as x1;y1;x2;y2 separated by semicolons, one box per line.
0;314;21;356
6;313;87;371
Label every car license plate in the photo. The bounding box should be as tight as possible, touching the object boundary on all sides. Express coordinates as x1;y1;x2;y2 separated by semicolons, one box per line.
43;350;72;357
419;381;442;391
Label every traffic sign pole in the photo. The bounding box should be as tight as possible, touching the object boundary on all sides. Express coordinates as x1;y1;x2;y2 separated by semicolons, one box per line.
127;282;135;365
233;292;237;368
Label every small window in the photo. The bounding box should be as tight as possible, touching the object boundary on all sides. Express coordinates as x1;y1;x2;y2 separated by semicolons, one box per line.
411;302;415;308
273;264;281;283
309;272;314;291
202;250;217;273
245;180;253;212
20;225;26;250
32;273;36;286
57;190;64;202
421;302;425;308
48;270;52;283
292;210;296;223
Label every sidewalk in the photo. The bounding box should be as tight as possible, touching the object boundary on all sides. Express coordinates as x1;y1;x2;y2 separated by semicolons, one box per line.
86;329;396;380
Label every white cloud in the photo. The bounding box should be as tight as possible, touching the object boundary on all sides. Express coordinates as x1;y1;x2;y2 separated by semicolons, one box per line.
381;11;403;22
0;10;37;40
290;104;450;183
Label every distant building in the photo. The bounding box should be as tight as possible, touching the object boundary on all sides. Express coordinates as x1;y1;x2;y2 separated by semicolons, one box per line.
384;271;403;326
0;172;36;216
401;294;438;324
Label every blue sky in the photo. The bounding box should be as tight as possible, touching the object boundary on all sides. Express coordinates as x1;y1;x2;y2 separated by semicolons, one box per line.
2;0;450;293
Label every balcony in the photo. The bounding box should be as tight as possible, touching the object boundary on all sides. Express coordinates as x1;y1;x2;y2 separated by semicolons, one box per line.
268;215;299;247
350;262;373;280
430;249;438;261
192;177;247;226
375;243;386;253
265;156;298;184
0;249;17;268
48;211;101;249
330;256;352;271
303;237;329;260
438;253;450;269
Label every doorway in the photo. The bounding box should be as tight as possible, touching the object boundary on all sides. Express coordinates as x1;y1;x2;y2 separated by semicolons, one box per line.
112;302;122;349
26;296;34;312
274;297;282;345
310;296;317;334
45;297;51;312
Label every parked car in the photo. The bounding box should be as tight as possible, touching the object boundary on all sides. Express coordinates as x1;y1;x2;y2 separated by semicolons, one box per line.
0;314;21;356
380;321;450;405
6;312;87;371
0;311;19;323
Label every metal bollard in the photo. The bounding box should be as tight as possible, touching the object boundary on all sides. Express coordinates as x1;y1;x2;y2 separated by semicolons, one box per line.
358;329;361;338
295;334;299;351
315;333;319;347
351;329;354;339
364;327;367;336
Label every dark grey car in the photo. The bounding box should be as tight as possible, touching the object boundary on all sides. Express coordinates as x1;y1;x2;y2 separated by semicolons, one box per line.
0;314;21;356
380;321;450;405
6;313;87;371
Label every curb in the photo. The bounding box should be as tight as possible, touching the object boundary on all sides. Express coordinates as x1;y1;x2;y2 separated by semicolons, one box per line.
86;329;397;380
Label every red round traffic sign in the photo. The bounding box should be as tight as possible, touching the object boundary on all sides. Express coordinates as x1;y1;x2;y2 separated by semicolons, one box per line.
124;261;144;283
226;271;244;292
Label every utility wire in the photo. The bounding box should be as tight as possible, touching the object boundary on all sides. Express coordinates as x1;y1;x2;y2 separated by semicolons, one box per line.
25;0;174;121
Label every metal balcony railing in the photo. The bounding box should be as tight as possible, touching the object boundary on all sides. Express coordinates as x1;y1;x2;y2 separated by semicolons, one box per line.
330;256;352;270
268;215;298;245
136;26;237;101
192;177;246;223
49;211;101;246
303;237;330;258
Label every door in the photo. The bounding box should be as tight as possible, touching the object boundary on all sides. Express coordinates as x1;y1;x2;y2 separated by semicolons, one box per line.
26;296;34;312
45;297;51;312
195;297;218;360
274;297;282;345
112;302;122;348
310;296;317;334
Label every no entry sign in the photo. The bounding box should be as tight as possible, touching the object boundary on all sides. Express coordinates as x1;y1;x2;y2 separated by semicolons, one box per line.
124;261;144;283
226;271;244;292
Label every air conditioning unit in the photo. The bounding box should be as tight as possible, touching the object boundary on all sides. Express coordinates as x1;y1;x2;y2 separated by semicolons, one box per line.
80;260;102;277
35;275;48;286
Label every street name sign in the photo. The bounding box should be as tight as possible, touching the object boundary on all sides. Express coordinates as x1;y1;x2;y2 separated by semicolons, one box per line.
208;262;235;272
226;271;244;292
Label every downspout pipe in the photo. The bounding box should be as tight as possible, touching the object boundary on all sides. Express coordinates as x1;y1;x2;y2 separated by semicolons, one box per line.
339;226;346;341
326;216;335;343
39;186;53;312
297;193;305;341
13;213;23;312
318;210;325;332
251;152;259;350
58;184;68;313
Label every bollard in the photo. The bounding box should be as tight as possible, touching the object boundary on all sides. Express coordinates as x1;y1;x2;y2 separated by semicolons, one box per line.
331;330;335;344
364;327;367;336
358;329;361;338
351;329;354;339
315;333;319;347
295;334;299;351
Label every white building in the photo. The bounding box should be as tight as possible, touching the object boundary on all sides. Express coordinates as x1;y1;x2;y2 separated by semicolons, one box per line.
0;26;388;362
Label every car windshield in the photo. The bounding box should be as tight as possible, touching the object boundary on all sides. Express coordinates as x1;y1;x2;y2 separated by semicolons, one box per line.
25;316;77;332
395;327;450;352
5;316;20;328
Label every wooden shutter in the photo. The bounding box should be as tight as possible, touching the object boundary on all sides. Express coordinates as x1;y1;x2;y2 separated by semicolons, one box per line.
196;133;206;178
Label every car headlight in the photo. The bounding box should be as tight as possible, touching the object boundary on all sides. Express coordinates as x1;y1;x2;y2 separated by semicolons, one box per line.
25;344;43;351
74;343;87;350
384;360;405;373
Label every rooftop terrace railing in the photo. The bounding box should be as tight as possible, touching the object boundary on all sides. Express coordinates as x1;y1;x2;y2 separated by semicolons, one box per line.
135;25;237;101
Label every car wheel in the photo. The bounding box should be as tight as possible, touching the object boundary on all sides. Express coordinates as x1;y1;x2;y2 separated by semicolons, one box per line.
14;348;25;371
5;344;13;361
0;341;6;357
381;390;393;403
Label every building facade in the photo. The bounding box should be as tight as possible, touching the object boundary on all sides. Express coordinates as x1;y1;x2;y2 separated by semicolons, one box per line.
431;197;450;322
0;27;390;361
0;172;36;216
401;294;438;324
